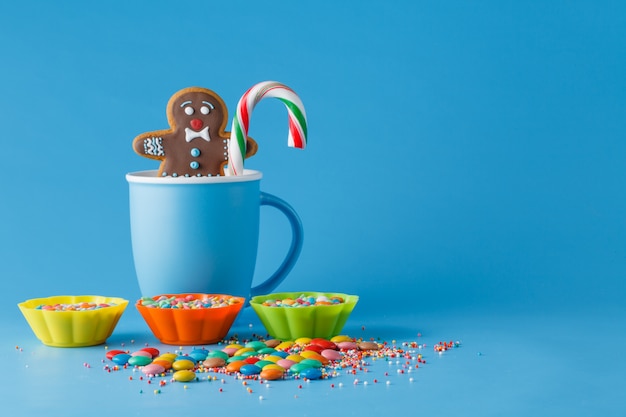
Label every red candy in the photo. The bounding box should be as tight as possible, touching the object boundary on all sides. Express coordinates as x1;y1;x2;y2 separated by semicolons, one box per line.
311;338;337;350
139;347;160;358
105;349;126;360
303;344;324;354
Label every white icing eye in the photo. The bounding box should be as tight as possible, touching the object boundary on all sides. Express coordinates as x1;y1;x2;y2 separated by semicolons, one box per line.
184;106;194;115
200;106;210;115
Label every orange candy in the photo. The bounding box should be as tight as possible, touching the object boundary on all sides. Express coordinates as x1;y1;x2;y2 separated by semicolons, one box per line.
260;368;284;381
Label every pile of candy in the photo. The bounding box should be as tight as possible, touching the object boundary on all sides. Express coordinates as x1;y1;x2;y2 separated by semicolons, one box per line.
101;334;447;391
138;295;242;309
35;302;118;311
260;295;344;307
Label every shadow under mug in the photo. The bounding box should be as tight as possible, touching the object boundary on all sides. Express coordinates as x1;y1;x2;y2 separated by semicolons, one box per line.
126;170;303;299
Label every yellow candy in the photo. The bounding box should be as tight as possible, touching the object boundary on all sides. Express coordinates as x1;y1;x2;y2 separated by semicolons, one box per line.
285;354;304;363
294;337;312;345
173;370;196;382
263;355;283;363
172;359;195;371
233;347;255;357
275;341;294;350
225;343;244;350
157;353;177;362
330;335;353;343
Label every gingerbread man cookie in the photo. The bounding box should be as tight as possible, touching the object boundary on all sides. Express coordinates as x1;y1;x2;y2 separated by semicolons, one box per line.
133;87;258;177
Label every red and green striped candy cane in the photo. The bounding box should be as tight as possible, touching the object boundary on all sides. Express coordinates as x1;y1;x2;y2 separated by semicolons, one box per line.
228;81;308;176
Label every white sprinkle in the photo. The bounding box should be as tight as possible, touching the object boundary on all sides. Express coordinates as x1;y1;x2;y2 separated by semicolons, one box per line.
409;377;414;382
386;380;391;385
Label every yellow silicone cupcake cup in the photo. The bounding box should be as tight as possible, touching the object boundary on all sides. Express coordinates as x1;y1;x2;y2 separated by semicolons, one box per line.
250;292;359;340
18;295;129;347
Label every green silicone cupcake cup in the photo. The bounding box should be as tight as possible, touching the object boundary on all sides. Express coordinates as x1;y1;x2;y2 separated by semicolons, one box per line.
250;292;359;340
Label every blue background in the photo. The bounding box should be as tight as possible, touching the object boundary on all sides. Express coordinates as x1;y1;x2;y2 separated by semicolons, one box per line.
1;0;625;415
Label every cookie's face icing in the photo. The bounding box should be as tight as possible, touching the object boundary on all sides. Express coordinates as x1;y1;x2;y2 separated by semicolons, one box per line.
169;90;227;145
132;87;256;177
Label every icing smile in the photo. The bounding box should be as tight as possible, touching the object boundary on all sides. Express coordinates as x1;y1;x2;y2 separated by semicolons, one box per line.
185;126;210;142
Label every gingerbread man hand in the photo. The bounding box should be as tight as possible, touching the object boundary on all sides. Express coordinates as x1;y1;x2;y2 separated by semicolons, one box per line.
133;87;258;177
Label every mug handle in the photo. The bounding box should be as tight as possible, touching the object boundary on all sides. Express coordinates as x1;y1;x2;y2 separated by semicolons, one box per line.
250;192;304;297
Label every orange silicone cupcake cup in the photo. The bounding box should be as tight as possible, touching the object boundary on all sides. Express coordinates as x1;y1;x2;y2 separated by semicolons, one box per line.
136;294;245;345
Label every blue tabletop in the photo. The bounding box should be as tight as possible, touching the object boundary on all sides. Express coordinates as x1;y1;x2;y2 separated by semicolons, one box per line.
1;0;625;415
5;305;625;415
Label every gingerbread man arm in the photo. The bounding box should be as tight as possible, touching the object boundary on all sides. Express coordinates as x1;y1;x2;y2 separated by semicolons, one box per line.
132;129;173;161
245;137;258;159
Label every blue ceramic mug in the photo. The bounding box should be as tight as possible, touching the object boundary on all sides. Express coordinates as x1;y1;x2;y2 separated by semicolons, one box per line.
126;170;303;299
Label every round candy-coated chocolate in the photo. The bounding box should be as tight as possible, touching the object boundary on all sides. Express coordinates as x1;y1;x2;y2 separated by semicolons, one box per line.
299;358;323;368
285;354;304;363
264;339;281;348
139;347;160;358
111;353;131;365
172;359;195;371
358;341;379;350
311;338;337;350
295;337;312;345
276;359;296;369
128;355;152;366
152;359;172;370
222;347;239;356
234;347;255;357
303;344;324;354
206;350;229;360
321;349;342;361
275;341;294;350
260;368;284;381
142;364;165;375
330;335;353;343
239;364;262;376
158;353;177;362
226;360;246;373
106;350;126;360
254;360;275;369
188;351;208;362
300;351;328;364
203;357;226;368
337;341;358;350
262;363;285;372
289;362;313;374
245;341;267;351
300;367;323;380
244;356;261;364
173;370;196;382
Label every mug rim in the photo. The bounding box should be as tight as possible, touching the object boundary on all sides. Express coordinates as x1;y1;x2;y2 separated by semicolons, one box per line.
126;169;262;184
